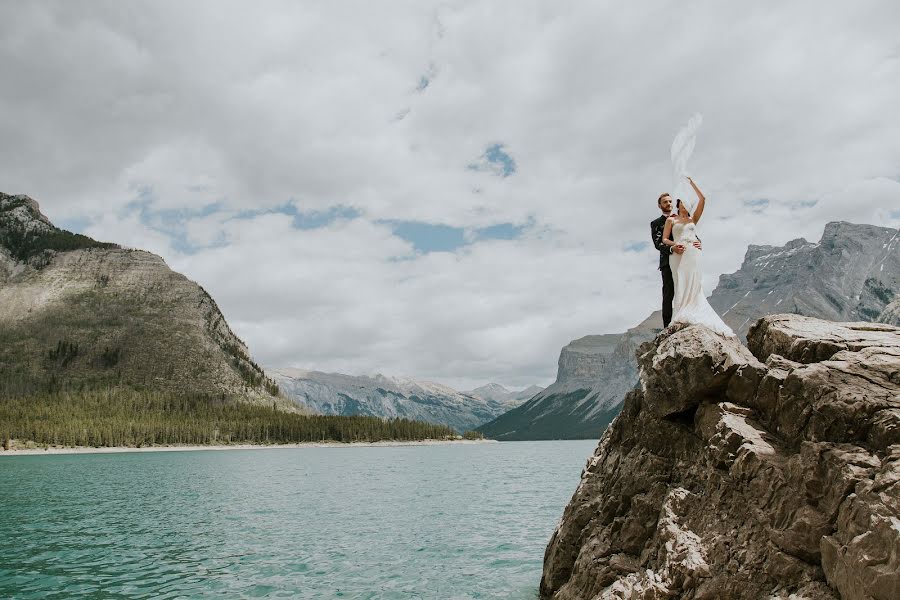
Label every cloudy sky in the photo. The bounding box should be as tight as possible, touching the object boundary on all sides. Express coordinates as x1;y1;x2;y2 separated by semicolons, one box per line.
2;1;899;389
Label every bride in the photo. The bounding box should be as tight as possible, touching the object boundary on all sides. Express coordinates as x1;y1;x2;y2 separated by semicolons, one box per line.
661;176;735;337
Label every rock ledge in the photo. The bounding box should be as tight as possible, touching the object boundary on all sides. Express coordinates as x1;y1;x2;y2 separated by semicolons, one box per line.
541;314;900;600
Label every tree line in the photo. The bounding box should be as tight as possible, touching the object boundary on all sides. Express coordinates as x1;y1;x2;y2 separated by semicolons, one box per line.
1;196;119;263
0;388;458;448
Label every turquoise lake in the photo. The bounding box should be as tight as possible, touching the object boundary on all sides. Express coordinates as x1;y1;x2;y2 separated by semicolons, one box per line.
0;440;597;599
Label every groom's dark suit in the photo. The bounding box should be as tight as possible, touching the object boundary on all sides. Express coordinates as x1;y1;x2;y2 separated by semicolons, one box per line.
651;215;675;327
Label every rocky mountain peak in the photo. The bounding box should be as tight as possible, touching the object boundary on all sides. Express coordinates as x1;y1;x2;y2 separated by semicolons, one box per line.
820;219;874;242
1;192;120;273
0;191;283;405
471;382;510;395
711;221;898;335
742;235;816;264
464;382;546;406
0;193;54;234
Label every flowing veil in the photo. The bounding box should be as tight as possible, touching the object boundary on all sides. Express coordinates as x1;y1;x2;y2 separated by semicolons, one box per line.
670;113;703;202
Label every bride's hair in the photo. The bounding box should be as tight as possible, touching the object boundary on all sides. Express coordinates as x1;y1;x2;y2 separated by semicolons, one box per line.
676;198;689;215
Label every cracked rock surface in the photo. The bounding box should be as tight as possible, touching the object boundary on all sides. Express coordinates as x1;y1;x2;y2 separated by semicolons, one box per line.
541;314;900;600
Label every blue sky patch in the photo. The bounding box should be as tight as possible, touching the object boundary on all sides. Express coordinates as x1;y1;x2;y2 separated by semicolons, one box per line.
126;185;222;226
385;219;528;253
151;203;222;229
386;221;467;253
230;202;360;229
291;205;360;229
125;190;362;254
474;222;526;241
623;240;650;252
791;199;818;209
129;187;222;231
415;62;437;93
742;198;769;212
468;143;517;177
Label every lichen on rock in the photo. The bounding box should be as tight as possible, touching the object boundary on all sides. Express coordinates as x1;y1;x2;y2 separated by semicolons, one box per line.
541;314;900;600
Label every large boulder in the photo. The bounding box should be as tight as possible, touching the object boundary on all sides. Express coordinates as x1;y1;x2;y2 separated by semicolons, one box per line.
747;315;900;449
542;315;900;600
638;324;762;418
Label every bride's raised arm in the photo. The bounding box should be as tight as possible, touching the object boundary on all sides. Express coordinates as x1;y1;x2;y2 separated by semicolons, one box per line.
687;176;705;224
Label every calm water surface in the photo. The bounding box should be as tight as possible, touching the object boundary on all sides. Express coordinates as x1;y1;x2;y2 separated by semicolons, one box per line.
0;440;597;599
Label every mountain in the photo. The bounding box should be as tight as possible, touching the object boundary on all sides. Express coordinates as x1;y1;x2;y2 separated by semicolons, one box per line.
542;315;899;599
708;222;899;329
879;296;900;326
462;382;545;408
476;320;661;440
271;369;534;433
0;192;286;405
478;222;900;440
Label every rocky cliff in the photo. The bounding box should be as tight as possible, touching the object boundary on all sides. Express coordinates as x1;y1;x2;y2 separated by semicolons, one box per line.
709;222;899;330
477;330;654;440
0;193;285;404
271;369;535;433
541;314;899;599
480;223;899;441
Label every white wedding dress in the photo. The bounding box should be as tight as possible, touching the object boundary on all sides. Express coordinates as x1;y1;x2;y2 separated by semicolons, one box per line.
669;220;735;337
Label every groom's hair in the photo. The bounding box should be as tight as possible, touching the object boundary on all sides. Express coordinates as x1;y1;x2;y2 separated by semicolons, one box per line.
657;193;670;205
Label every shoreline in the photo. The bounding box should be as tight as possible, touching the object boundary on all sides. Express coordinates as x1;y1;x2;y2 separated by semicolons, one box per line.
0;438;497;456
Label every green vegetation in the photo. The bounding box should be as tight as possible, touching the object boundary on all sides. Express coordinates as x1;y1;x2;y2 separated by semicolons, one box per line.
0;286;278;399
477;389;618;440
47;340;80;367
864;277;894;304
0;201;118;263
858;306;881;320
99;346;121;368
462;430;485;440
0;388;456;448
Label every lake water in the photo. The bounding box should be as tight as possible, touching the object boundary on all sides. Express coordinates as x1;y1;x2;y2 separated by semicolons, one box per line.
0;440;597;599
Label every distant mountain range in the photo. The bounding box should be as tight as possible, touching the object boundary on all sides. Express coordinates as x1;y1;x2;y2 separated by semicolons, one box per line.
464;382;545;407
0;193;289;406
270;368;542;433
477;222;900;440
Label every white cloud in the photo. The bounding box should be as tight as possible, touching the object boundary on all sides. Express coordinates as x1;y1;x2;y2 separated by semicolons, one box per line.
2;1;899;389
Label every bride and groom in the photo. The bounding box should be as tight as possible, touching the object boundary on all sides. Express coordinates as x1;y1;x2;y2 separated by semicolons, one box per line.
650;177;734;337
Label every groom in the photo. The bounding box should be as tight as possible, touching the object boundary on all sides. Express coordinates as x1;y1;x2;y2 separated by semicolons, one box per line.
650;193;700;327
